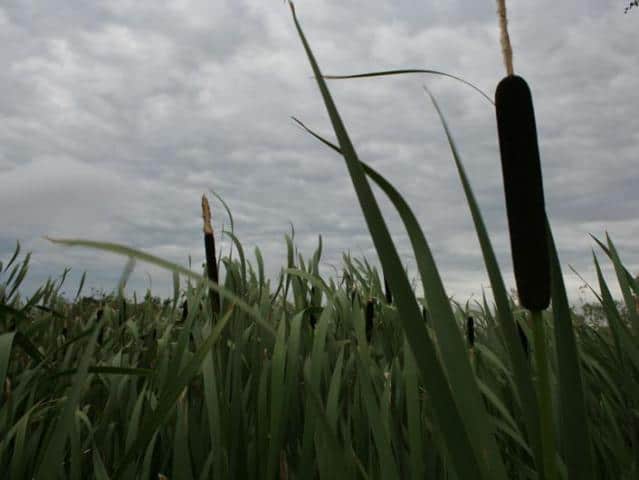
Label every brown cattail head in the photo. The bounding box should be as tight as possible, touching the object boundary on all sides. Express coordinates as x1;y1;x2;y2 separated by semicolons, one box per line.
365;298;375;343
467;316;475;348
201;194;220;316
202;195;213;235
496;75;550;311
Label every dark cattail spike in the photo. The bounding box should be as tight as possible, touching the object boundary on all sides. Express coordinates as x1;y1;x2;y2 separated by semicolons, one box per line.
467;316;475;348
309;286;317;329
96;308;104;345
422;306;429;324
365;298;375;343
496;75;550;311
181;299;189;323
202;195;220;317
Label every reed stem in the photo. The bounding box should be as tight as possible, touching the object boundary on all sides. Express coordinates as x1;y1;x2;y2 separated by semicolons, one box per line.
532;310;557;480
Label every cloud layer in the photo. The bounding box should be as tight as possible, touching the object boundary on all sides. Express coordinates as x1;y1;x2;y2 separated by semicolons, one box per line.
1;0;637;305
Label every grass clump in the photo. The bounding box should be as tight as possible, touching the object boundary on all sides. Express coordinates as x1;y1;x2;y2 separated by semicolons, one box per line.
0;3;637;479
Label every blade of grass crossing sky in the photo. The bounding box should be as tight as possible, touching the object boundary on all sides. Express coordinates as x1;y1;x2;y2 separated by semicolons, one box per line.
322;69;494;105
546;221;594;480
293;114;508;478
424;87;544;474
289;4;504;479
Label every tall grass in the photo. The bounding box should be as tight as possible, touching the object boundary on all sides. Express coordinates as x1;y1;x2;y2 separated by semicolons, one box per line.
0;4;637;479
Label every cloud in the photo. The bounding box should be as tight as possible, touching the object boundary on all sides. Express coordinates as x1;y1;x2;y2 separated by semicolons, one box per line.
0;0;636;306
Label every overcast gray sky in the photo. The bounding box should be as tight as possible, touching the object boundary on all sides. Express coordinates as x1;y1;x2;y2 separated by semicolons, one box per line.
1;0;637;306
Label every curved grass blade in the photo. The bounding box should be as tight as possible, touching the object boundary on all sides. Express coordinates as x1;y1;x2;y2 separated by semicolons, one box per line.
293;115;509;478
222;230;247;291
73;271;87;302
424;86;544;473
590;234;639;297
603;234;639;337
209;189;235;261
322;69;494;105
45;237;275;339
3;241;20;273
289;4;502;478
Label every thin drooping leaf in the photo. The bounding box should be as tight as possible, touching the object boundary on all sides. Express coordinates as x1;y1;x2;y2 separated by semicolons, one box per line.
322;69;494;105
45;237;275;339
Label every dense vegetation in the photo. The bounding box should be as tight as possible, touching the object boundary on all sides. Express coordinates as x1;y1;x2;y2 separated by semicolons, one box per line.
1;232;638;479
1;4;638;479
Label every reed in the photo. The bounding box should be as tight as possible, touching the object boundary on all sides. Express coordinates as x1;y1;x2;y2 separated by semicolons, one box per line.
202;195;220;317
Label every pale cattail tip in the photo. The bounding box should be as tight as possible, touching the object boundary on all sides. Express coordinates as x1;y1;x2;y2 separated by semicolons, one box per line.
496;0;514;76
201;195;213;235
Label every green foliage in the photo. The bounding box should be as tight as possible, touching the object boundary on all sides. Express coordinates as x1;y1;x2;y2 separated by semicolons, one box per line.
1;227;638;479
0;5;637;479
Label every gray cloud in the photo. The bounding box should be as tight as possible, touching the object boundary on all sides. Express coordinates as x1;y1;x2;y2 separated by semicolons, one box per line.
1;0;637;306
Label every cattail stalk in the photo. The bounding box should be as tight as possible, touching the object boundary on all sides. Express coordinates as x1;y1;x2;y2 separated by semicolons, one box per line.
495;2;554;478
202;195;220;317
365;298;375;343
467;316;475;348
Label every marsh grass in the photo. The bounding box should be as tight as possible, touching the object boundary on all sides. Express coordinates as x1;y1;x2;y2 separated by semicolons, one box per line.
0;4;637;479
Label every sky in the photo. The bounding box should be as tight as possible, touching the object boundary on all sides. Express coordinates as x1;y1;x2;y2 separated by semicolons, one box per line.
0;0;637;307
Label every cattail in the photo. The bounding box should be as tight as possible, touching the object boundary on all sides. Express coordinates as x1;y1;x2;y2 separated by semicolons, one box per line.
496;5;556;478
422;306;429;324
495;68;550;311
202;195;220;317
365;298;375;343
96;308;104;345
181;299;189;322
466;316;475;348
309;286;317;329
